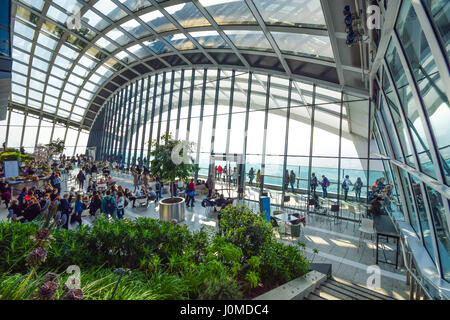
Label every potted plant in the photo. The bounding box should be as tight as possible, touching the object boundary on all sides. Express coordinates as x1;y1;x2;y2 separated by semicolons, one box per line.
149;134;196;223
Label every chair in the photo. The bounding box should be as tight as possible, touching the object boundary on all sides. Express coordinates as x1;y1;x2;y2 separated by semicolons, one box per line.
358;218;375;256
347;204;361;231
270;216;282;237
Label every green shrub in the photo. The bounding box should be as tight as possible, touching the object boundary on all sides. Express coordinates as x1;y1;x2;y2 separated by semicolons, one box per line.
0;205;310;300
259;241;309;287
218;205;273;259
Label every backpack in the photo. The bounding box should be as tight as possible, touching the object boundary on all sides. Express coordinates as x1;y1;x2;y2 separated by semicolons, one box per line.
117;198;124;210
105;197;116;214
342;180;349;190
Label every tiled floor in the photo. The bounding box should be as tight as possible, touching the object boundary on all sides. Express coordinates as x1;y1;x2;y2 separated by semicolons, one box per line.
0;170;410;300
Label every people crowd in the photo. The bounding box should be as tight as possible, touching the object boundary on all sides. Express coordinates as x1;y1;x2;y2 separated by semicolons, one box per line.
0;154;201;228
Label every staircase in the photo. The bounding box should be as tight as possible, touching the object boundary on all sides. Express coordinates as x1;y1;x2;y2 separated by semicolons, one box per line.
304;277;396;300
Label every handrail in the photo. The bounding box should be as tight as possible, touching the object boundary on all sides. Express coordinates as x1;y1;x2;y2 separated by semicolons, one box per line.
398;236;435;300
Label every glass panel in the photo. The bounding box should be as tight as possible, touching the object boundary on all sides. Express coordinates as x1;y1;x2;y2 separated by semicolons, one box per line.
7;111;24;148
165;2;211;28
93;0;127;21
14;20;35;40
65;127;78;156
386;40;436;178
139;10;176;33
105;28;131;46
46;5;69;25
409;174;436;262
83;9;109;31
253;0;326;28
37;118;53;146
144;40;170;54
120;18;151;39
423;0;450;57
18;0;44;11
396;0;450;184
118;0;152;12
398;168;420;234
0;110;9;148
228;72;246;154
382;69;414;166
224;30;272;51
75;131;90;156
424;185;450;281
164;34;195;51
199;0;257;25
189;31;228;49
272;32;334;60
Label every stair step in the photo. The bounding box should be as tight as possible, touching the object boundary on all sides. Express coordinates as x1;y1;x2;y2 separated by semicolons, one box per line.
329;278;395;300
314;288;342;300
321;282;376;300
320;284;358;300
305;292;326;300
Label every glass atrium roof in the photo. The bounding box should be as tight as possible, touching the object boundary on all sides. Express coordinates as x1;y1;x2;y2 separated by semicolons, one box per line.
9;0;366;131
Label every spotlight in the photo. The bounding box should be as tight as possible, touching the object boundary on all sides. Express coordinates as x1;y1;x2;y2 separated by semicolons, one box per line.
343;5;351;15
346;31;355;45
345;14;353;26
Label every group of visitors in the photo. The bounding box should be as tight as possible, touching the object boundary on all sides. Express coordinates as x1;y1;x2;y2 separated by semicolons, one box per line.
367;177;394;216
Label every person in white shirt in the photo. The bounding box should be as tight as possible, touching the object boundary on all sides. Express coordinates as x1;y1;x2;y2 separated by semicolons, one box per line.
116;191;125;219
341;175;353;201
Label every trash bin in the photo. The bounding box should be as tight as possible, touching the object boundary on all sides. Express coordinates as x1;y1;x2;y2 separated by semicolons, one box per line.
290;222;302;237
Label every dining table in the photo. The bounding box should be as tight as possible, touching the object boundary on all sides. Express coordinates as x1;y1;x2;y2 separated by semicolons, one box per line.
273;211;299;236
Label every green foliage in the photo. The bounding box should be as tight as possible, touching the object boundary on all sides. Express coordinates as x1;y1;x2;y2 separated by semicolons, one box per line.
218;205;273;259
244;271;260;292
0;151;34;162
259;241;310;287
47;139;65;154
0;204;310;300
149;134;196;196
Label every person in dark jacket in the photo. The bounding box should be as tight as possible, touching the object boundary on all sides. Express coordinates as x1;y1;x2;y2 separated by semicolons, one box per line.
369;196;385;217
88;191;102;217
18;187;28;207
310;173;318;196
59;194;71;229
77;170;86;191
23;197;41;222
7;199;21;220
2;183;11;208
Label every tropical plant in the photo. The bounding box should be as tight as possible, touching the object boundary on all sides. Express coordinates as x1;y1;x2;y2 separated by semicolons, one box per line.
0;205;310;300
0;151;34;162
149;133;196;198
33;139;65;163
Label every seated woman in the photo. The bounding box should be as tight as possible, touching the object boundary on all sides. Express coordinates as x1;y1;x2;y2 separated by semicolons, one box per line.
22;197;41;222
107;176;115;187
368;196;385;217
7;199;21;220
215;194;233;211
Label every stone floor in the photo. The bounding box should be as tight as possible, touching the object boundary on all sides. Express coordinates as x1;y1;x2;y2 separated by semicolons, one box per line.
0;169;410;300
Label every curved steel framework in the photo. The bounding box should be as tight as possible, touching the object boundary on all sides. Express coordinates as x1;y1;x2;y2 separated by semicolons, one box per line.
9;0;368;134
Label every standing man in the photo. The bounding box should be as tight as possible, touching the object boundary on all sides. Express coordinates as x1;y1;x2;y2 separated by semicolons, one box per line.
310;173;318;196
319;175;330;198
206;174;215;198
248;168;255;186
284;170;290;190
289;170;296;193
341;175;352;201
